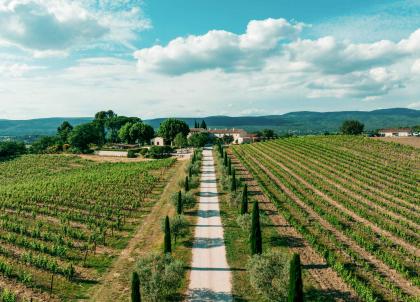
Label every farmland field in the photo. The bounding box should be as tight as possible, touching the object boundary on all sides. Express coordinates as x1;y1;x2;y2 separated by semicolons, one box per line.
232;136;419;302
0;154;176;301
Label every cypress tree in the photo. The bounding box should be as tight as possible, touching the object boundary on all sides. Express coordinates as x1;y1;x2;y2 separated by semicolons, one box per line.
228;158;232;175
188;166;192;178
288;253;303;302
184;176;189;192
164;216;172;254
176;191;183;215
241;184;248;214
131;271;141;302
250;201;262;255
231;169;237;192
223;152;228;166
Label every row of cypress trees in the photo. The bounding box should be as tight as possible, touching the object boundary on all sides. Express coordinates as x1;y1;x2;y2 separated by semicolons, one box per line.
217;142;303;300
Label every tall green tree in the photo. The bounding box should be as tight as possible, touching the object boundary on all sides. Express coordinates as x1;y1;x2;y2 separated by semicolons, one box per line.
164;216;172;254
200;120;207;129
158;118;190;144
288;253;303;302
340;120;364;135
69;122;102;152
231;169;237;192
228;158;232;175
131;271;141;302
241;184;248;214
176;191;183;215
188;132;209;147
173;133;188;148
250;201;262;255
223;152;228;166
0;141;26;157
184;176;189;192
57;121;73;143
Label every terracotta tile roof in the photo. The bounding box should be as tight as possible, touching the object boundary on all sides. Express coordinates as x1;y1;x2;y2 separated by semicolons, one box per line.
379;128;412;132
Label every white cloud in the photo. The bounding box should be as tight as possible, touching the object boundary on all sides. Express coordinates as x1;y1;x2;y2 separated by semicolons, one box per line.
134;18;303;74
0;0;150;55
134;18;420;101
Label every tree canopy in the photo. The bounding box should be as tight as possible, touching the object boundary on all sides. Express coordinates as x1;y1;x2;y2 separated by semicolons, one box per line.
69;122;102;152
57;121;73;144
188;132;210;147
118;121;154;145
0;141;26;158
157;118;190;143
340;120;364;135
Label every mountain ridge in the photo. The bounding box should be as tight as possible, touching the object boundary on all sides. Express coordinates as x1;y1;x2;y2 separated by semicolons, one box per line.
0;108;419;136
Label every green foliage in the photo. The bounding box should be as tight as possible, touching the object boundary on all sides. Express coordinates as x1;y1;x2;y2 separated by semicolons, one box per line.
136;253;184;301
0;288;16;302
57;121;73;144
231;169;237;192
250;201;262;255
241;184;248;214
157;118;190;143
131;271;141;302
176;191;183;215
188;132;210;147
119;122;154;145
247;250;289;302
200;120;207;129
340;120;364;135
228;158;232;175
164;216;171;254
147;146;173;159
0;141;26;158
68;122;102;152
173;133;188;148
288;253;303;302
170;191;196;210
29;135;61;154
127;150;137;158
170;215;188;243
184;176;189;192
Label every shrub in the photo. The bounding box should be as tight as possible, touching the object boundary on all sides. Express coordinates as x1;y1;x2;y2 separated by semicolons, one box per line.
147;146;173;159
170;191;195;210
0;141;26;158
171;215;188;243
127;150;137;158
136;253;184;301
139;148;148;156
236;213;251;232
247;250;290;302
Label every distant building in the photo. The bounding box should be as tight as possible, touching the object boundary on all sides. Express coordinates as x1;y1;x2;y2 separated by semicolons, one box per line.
188;128;256;144
378;128;412;137
151;136;165;146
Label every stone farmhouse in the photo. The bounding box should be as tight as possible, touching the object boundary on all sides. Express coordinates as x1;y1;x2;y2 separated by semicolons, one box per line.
378;128;413;137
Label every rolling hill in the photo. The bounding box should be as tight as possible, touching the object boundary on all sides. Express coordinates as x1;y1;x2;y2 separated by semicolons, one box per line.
0;108;419;137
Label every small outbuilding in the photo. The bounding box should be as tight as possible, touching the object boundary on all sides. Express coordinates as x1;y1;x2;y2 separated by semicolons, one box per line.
378;128;412;137
151;136;165;146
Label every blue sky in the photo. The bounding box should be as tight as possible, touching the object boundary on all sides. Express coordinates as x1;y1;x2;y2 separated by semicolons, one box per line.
0;0;420;119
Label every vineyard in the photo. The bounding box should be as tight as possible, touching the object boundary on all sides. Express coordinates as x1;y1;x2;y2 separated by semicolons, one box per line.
232;136;419;302
0;154;175;301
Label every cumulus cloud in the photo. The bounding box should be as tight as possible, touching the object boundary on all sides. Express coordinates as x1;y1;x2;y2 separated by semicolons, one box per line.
0;0;149;55
134;18;303;74
134;18;420;100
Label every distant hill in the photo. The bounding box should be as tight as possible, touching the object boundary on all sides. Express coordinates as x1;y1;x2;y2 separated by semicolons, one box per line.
0;108;419;137
0;117;92;136
145;108;420;134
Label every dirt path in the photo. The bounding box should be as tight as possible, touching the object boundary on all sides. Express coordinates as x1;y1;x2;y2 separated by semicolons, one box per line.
228;151;359;302
242;150;420;297
186;147;233;302
88;161;184;302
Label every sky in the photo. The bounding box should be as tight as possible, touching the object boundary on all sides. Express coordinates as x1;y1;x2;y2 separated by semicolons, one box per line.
0;0;420;119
